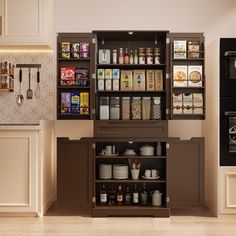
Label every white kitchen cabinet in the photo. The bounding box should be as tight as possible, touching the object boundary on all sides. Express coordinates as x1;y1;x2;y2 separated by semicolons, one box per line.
0;0;53;46
219;167;236;214
0;121;55;216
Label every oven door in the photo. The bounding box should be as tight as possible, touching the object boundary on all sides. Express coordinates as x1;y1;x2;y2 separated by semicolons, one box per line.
220;98;236;165
220;38;236;97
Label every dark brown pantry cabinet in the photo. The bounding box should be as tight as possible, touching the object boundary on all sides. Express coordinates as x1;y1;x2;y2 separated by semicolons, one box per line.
56;30;206;217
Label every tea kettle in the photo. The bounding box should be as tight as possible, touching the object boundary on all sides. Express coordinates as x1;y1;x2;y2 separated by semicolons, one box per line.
151;190;162;206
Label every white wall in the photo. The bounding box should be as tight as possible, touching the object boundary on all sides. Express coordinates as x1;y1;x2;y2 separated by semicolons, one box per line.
55;0;236;215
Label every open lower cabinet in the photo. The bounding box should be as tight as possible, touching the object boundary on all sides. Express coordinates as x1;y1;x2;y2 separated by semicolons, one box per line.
57;137;204;217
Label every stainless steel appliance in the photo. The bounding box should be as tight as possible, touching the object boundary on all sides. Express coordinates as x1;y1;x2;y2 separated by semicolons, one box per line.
220;38;236;165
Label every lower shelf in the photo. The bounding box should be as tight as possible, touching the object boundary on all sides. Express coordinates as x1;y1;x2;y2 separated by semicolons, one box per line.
92;205;170;217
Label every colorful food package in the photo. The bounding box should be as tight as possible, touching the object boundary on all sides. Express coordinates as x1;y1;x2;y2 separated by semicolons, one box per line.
142;97;151;120
71;92;80;114
60;67;75;86
193;93;204;114
105;69;112;79
97;69;105;79
152;97;161;120
75;68;89;86
110;97;120;120
146;70;155;91
154;70;163;91
112;69;120;79
188;65;202;87
80;92;89;115
105;79;112;90
122;97;130;120
80;42;90;58
133;70;145;91
61;42;70;58
173;65;187;87
173;40;187;59
188;41;200;58
183;93;193;114
112;79;120;91
120;70;133;91
61;92;71;114
131;97;142;120
97;79;105;91
173;93;183;114
71;43;80;58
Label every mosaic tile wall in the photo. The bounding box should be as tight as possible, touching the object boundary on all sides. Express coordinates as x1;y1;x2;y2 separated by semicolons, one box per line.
0;52;55;124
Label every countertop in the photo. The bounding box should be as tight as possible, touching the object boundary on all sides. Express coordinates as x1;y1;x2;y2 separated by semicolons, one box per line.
0;124;41;131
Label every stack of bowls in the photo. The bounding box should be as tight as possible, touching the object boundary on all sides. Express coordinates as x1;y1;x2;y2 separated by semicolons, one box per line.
99;164;112;179
113;164;128;179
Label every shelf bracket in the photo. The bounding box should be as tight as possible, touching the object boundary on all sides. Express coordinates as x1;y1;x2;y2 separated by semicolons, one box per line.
166;73;170;79
166;143;170;149
166;38;170;44
166;196;170;202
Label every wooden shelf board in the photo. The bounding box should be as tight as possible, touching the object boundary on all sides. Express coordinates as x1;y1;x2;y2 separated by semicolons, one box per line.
171;58;204;61
94;205;166;209
58;86;90;89
58;58;90;61
95;155;166;159
96;90;165;93
96;63;166;68
95;179;166;183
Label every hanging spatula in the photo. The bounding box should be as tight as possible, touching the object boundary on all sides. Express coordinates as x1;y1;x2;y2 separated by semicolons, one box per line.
26;68;33;99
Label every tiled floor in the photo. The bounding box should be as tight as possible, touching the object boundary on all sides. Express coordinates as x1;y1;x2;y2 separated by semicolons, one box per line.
0;215;236;236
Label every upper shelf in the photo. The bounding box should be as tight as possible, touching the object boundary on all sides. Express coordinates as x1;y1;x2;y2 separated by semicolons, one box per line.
96;63;166;68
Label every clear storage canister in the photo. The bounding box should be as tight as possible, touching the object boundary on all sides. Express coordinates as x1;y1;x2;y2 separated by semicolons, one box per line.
110;97;120;120
99;97;110;120
152;97;161;120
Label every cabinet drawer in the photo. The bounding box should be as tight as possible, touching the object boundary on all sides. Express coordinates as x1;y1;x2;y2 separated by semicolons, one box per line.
94;120;168;138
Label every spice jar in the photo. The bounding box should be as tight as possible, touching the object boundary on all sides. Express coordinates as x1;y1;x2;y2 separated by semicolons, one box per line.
112;50;118;64
146;53;153;64
134;50;138;64
138;53;145;64
154;48;161;64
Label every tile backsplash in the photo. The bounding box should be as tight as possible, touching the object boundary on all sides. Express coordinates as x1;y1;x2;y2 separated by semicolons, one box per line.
0;52;55;124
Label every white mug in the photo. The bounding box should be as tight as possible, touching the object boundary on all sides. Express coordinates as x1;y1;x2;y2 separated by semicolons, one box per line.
151;169;159;177
105;146;112;155
145;169;151;178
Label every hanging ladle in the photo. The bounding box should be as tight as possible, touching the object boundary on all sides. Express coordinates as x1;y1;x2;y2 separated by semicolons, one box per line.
26;67;33;99
16;68;24;105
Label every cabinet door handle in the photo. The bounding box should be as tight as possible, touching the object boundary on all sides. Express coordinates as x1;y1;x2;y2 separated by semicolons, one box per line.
0;16;2;36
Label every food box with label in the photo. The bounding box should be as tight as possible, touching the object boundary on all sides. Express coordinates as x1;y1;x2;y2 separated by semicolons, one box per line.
80;92;89;115
105;69;112;79
133;70;145;91
97;79;105;91
60;67;75;86
146;70;155;91
131;97;141;120
105;79;112;90
173;92;183;114
120;70;133;91
97;69;105;79
155;70;163;91
173;65;187;87
183;93;193;114
173;40;187;59
188;41;200;58
61;92;71;114
193;93;204;114
188;65;202;87
71;92;80;114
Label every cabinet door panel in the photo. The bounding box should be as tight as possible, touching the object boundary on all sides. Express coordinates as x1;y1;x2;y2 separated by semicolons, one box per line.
167;138;204;208
5;0;39;36
57;138;93;208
